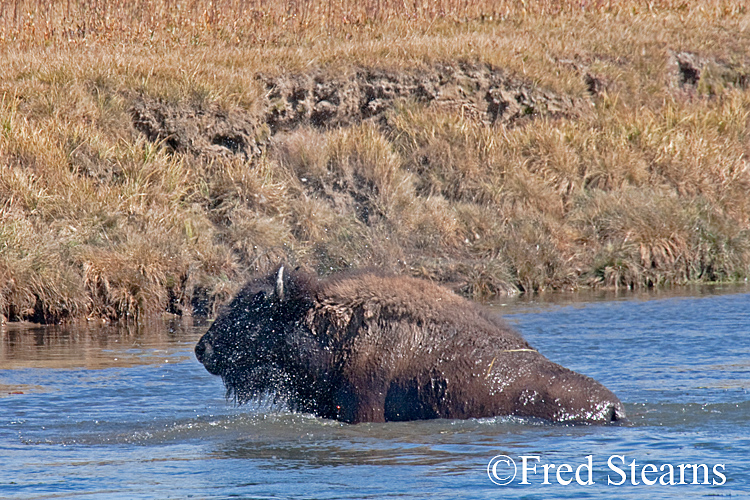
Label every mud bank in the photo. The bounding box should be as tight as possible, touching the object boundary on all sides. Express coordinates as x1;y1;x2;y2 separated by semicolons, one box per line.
130;62;586;161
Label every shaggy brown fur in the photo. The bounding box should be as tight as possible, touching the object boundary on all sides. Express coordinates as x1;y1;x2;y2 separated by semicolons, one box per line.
195;266;625;423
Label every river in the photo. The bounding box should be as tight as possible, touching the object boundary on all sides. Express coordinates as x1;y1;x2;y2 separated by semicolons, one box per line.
1;285;748;498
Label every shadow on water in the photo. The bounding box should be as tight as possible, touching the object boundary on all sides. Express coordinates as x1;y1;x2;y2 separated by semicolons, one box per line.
0;318;208;370
485;281;750;314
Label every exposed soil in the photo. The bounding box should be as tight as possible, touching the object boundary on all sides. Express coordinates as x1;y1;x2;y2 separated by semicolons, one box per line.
259;62;584;130
130;62;588;160
668;51;749;93
130;97;263;160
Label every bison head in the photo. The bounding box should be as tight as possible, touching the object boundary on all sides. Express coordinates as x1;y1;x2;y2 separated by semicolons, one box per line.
195;266;313;403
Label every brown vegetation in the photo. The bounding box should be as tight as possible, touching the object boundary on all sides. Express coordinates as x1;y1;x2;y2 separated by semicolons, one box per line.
1;1;749;322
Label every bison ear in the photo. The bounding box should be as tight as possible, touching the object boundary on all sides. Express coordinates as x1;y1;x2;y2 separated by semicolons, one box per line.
275;265;286;302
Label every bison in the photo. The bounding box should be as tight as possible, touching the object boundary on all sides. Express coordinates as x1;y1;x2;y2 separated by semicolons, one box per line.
195;266;625;424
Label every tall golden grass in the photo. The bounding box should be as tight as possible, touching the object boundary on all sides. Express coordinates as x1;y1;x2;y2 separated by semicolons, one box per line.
1;0;749;322
1;0;746;45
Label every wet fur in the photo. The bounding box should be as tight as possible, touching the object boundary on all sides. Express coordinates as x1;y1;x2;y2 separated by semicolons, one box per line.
196;267;625;424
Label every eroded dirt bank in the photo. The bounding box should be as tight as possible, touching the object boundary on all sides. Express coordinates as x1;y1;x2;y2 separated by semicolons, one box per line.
130;62;586;161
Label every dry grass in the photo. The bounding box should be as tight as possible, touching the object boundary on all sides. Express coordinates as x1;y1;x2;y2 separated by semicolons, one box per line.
1;1;747;47
1;0;749;322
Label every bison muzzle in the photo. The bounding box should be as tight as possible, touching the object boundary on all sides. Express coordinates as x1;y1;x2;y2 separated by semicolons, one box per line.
196;266;625;424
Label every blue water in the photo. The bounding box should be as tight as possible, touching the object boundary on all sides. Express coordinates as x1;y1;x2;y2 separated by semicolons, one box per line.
1;287;749;499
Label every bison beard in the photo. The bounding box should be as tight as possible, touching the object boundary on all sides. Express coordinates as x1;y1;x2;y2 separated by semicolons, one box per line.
195;266;626;424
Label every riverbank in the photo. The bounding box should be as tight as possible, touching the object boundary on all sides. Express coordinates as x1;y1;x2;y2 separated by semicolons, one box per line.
1;1;749;322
